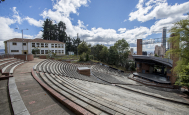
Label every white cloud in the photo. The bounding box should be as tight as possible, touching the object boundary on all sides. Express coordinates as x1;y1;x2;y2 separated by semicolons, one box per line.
29;6;32;8
129;0;189;22
118;28;126;34
19;0;189;51
24;17;44;27
38;0;152;47
123;19;127;22
12;7;22;24
35;31;43;38
0;16;34;49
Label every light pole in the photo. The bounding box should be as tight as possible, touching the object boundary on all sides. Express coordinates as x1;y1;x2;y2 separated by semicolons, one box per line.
15;28;28;54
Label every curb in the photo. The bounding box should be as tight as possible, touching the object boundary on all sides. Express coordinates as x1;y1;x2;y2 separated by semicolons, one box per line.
31;69;93;115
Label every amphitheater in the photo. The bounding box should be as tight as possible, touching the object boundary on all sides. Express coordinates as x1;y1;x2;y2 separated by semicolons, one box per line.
1;57;189;115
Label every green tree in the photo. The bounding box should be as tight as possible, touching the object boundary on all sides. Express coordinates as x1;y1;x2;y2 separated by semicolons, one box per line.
78;41;91;55
108;46;119;65
91;44;104;61
114;38;130;67
166;15;189;88
99;46;109;63
31;47;40;57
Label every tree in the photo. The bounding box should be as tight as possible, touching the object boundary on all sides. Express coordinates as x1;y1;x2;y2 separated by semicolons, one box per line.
114;38;130;67
42;19;67;42
32;47;40;57
0;0;5;3
78;41;91;55
108;46;119;65
91;44;104;61
99;46;109;63
166;15;189;88
66;36;73;54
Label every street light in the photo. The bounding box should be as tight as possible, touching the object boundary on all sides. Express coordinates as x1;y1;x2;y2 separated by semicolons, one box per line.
15;28;28;54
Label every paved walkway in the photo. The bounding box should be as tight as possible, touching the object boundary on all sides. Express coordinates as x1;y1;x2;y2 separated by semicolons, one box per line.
13;58;75;115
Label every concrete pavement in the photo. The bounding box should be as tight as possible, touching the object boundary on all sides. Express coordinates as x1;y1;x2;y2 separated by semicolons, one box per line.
13;58;75;115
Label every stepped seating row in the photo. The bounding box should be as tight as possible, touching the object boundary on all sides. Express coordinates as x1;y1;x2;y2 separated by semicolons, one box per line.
91;64;129;77
34;70;145;115
0;57;25;76
36;60;107;84
128;75;173;88
92;71;126;84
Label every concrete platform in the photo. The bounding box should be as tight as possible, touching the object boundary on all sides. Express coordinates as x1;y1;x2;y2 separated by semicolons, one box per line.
133;72;171;84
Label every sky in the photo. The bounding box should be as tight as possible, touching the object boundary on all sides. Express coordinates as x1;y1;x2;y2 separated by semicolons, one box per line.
0;0;189;53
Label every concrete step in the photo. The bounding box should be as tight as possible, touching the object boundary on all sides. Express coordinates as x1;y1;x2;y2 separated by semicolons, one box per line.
39;72;108;115
46;72;143;115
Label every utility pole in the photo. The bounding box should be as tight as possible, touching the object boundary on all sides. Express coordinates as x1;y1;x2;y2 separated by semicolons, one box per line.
15;28;28;54
77;33;78;58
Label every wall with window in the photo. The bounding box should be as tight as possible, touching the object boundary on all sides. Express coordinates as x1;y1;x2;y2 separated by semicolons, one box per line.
30;43;65;55
7;41;65;55
8;42;22;54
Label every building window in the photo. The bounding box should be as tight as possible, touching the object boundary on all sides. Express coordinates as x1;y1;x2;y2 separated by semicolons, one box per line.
51;50;54;53
32;43;35;47
62;50;64;54
37;50;40;54
41;50;44;54
45;43;48;48
41;43;44;47
58;44;60;48
51;44;54;48
12;42;17;45
55;50;57;53
55;44;57;48
23;43;26;46
61;44;64;48
11;50;19;52
36;43;40;47
59;50;61;54
45;50;48;54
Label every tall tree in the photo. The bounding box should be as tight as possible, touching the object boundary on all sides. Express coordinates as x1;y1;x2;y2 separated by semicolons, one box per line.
78;41;91;55
42;18;54;40
108;46;119;65
99;46;109;63
66;36;72;54
58;21;67;43
166;15;189;88
114;38;130;67
91;44;104;61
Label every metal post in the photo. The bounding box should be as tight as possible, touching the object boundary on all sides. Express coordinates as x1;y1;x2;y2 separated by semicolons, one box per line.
22;30;23;54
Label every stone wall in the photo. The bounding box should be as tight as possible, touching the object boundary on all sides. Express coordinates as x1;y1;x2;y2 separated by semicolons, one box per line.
14;54;34;61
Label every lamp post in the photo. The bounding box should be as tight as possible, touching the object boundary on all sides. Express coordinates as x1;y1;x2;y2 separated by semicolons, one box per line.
15;28;28;54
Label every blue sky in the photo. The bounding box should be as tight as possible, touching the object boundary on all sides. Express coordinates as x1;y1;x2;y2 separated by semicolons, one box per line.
0;0;189;52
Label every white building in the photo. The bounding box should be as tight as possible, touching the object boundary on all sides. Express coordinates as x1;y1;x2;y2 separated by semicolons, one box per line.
4;38;65;55
154;44;165;57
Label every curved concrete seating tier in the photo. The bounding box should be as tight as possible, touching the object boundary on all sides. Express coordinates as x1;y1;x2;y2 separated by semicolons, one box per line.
31;59;189;115
38;71;142;115
0;58;25;76
2;61;22;73
36;60;107;84
91;64;125;77
9;62;25;74
92;71;126;84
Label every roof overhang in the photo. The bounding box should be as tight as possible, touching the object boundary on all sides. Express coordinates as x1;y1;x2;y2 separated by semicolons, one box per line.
132;55;173;67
